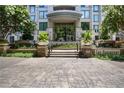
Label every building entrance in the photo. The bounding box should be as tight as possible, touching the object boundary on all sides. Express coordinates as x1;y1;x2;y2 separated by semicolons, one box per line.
53;23;75;41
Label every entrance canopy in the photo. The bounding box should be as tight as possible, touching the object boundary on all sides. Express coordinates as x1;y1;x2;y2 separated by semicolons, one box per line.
47;10;82;23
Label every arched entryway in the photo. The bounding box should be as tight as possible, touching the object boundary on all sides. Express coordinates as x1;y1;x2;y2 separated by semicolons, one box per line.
47;9;82;57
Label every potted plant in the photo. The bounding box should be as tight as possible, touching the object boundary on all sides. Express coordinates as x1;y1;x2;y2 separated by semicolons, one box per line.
37;31;49;57
81;30;92;46
38;31;49;45
80;30;93;58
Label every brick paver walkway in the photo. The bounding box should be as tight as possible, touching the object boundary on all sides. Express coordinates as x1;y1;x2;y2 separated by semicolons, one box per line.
0;57;124;88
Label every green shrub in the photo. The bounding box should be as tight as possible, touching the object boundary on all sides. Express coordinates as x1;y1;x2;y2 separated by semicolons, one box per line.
0;39;8;44
39;32;48;42
22;32;33;40
14;40;33;49
112;55;124;61
95;53;124;61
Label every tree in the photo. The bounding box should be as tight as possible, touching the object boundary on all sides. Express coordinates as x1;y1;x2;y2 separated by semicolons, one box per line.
0;5;36;39
22;19;36;40
100;5;124;40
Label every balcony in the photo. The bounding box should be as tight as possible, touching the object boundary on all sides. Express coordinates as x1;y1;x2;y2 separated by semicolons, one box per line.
47;10;82;22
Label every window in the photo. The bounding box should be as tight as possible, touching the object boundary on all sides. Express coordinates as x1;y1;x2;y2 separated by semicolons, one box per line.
95;36;99;40
93;5;99;12
81;10;90;19
10;36;14;43
93;15;99;22
39;22;47;31
80;5;85;11
93;25;99;32
39;12;44;19
44;12;47;19
29;5;35;13
81;5;85;7
30;15;35;21
39;11;47;19
81;22;90;30
39;5;48;11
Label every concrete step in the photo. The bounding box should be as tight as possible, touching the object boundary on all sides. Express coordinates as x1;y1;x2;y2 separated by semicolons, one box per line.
50;51;78;54
49;55;78;58
48;50;79;58
50;53;78;55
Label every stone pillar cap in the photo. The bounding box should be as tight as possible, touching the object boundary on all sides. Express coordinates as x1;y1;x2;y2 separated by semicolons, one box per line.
38;42;48;45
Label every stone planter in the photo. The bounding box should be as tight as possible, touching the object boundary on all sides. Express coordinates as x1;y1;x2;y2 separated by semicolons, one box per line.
80;45;94;58
37;42;48;57
0;43;9;53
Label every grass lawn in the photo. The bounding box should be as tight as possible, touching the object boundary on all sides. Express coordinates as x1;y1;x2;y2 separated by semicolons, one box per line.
0;52;35;58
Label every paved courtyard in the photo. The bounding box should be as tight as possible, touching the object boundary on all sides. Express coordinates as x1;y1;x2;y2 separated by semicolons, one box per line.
0;57;124;88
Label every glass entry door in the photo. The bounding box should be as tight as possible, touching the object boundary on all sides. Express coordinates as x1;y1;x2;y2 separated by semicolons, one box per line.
53;23;75;41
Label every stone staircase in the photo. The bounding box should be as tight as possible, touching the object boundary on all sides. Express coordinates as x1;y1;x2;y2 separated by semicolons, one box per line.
48;50;79;58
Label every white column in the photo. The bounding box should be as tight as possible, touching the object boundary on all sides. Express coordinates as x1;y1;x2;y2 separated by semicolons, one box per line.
47;20;53;40
75;20;82;40
112;33;116;41
34;5;39;42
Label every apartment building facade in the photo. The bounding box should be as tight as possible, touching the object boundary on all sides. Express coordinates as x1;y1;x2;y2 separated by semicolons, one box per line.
27;5;102;42
7;5;102;43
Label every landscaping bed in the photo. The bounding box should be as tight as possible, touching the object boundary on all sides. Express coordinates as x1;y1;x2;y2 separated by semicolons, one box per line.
0;52;34;58
0;40;37;58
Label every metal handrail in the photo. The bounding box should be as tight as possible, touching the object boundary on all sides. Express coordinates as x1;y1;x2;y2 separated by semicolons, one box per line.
48;40;81;57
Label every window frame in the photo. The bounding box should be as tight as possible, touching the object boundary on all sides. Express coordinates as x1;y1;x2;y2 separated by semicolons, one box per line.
93;25;99;32
93;5;99;12
30;15;35;21
81;10;90;19
29;5;35;13
39;5;48;11
39;11;47;19
93;15;99;22
81;22;90;30
39;22;48;31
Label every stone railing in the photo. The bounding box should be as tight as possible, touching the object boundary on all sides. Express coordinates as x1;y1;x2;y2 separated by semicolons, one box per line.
95;48;121;55
79;45;124;58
